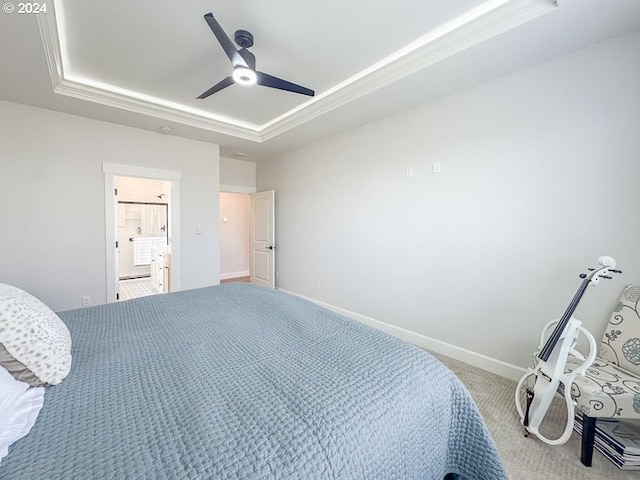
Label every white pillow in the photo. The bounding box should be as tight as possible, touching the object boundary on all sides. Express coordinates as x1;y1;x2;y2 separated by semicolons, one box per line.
0;365;44;465
0;283;72;386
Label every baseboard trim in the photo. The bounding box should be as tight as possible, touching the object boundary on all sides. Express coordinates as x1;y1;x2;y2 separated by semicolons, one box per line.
278;288;525;382
220;270;250;280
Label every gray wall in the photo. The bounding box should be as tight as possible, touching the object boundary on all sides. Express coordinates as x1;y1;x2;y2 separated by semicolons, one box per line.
0;101;220;311
257;31;640;370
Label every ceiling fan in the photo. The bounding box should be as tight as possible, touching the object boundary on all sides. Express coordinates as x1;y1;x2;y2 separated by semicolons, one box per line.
197;12;315;99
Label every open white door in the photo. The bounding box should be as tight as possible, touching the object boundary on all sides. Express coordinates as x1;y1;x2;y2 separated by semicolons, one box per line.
104;173;120;302
250;190;275;288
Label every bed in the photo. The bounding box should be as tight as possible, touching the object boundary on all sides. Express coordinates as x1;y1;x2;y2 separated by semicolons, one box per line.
0;283;507;479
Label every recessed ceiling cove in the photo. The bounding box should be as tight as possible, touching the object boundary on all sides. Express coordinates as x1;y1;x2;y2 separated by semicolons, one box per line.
37;0;557;143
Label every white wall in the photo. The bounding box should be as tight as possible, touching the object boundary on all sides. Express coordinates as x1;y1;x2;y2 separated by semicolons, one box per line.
220;156;256;192
257;31;640;371
0;101;220;311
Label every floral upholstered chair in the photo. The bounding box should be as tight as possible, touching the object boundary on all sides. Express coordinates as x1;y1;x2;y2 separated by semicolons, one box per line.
567;284;640;466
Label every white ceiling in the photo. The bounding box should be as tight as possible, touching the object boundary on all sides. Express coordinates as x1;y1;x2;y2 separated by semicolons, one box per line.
1;0;639;160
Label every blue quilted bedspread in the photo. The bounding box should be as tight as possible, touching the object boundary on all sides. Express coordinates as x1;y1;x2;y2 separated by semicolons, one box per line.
1;284;507;479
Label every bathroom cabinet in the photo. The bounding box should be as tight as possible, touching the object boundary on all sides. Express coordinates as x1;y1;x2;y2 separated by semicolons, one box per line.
150;247;171;293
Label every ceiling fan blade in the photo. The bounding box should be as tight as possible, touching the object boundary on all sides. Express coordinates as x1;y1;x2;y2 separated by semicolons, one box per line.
238;49;256;70
197;76;234;99
256;71;314;96
203;13;248;68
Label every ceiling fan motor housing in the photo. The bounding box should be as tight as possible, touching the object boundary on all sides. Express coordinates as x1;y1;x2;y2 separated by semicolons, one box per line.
234;30;254;49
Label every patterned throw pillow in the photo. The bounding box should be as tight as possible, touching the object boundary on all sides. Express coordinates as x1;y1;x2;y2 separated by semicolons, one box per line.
0;283;72;386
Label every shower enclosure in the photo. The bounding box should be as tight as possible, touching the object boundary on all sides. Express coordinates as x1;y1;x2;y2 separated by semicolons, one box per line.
117;202;169;279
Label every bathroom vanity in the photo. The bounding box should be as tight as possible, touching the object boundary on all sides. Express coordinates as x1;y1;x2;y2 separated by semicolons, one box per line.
150;246;171;293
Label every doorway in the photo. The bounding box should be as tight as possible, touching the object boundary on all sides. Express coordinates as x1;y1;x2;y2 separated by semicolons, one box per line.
219;190;275;288
219;192;251;283
103;161;182;303
116;176;171;300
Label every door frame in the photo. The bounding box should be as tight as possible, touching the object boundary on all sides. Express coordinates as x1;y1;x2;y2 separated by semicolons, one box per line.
103;162;181;303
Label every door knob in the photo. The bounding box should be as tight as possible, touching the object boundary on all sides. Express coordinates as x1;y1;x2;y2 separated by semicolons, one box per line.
266;246;274;250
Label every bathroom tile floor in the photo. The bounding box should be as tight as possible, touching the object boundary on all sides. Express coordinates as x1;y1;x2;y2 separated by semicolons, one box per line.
119;277;158;301
119;276;250;301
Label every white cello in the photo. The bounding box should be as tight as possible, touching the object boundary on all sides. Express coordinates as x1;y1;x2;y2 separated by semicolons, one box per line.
515;256;621;445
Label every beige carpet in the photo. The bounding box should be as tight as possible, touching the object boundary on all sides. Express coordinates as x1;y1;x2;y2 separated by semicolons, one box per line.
431;352;638;480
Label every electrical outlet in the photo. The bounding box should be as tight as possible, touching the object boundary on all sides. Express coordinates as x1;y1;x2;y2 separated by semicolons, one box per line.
315;281;320;291
82;296;91;307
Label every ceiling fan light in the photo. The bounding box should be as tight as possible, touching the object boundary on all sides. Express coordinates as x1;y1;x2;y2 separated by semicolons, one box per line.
233;67;257;85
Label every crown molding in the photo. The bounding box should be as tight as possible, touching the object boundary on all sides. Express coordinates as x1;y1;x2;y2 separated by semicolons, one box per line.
260;0;557;141
39;0;556;144
37;1;261;142
55;77;262;142
37;7;64;89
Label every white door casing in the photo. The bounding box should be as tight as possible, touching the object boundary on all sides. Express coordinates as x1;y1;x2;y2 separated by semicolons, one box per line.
250;190;275;288
109;175;120;300
103;162;181;303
